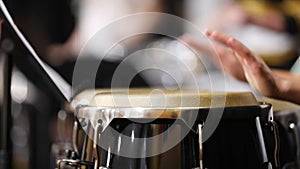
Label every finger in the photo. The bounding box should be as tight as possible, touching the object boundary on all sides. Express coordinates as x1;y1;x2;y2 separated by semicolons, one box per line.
205;30;250;56
206;30;259;81
198;37;246;81
205;30;233;46
204;29;212;36
243;61;277;97
206;30;260;65
226;37;257;64
205;30;277;92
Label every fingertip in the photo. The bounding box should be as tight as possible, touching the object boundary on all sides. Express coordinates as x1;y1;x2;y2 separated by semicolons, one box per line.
204;29;212;36
209;30;220;39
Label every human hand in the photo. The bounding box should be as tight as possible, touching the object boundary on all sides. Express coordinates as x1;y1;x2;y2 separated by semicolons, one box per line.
181;32;245;82
182;29;285;99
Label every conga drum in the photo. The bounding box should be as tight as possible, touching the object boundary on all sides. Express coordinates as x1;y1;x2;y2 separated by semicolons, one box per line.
259;97;300;169
57;88;279;169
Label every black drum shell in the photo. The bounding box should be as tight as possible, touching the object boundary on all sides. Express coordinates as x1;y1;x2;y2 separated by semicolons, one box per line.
75;105;276;169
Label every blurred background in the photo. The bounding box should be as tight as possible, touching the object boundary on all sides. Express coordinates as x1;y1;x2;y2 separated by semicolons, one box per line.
0;0;299;169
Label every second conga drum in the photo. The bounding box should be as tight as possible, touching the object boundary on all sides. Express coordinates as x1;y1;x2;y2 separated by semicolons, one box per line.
58;88;278;169
259;97;300;169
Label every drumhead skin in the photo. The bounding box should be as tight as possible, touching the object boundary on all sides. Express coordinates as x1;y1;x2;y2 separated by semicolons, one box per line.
73;88;261;134
72;88;259;109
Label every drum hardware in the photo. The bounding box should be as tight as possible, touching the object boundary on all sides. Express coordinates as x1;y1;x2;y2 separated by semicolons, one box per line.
55;115;93;169
57;120;94;169
80;120;90;162
268;103;280;169
93;121;102;169
259;103;280;169
256;117;275;169
198;124;203;169
94;119;114;169
57;158;93;169
83;120;96;166
73;121;80;156
271;120;280;168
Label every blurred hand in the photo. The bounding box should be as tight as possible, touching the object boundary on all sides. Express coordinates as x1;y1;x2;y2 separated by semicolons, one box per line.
204;30;280;97
182;30;300;103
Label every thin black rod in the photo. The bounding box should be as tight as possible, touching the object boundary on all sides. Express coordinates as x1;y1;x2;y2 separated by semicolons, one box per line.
0;53;13;169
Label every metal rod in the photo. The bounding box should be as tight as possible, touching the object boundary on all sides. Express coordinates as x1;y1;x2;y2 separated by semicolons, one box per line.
73;120;79;155
0;52;13;169
198;124;203;169
81;121;91;161
93;123;101;169
256;117;268;163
